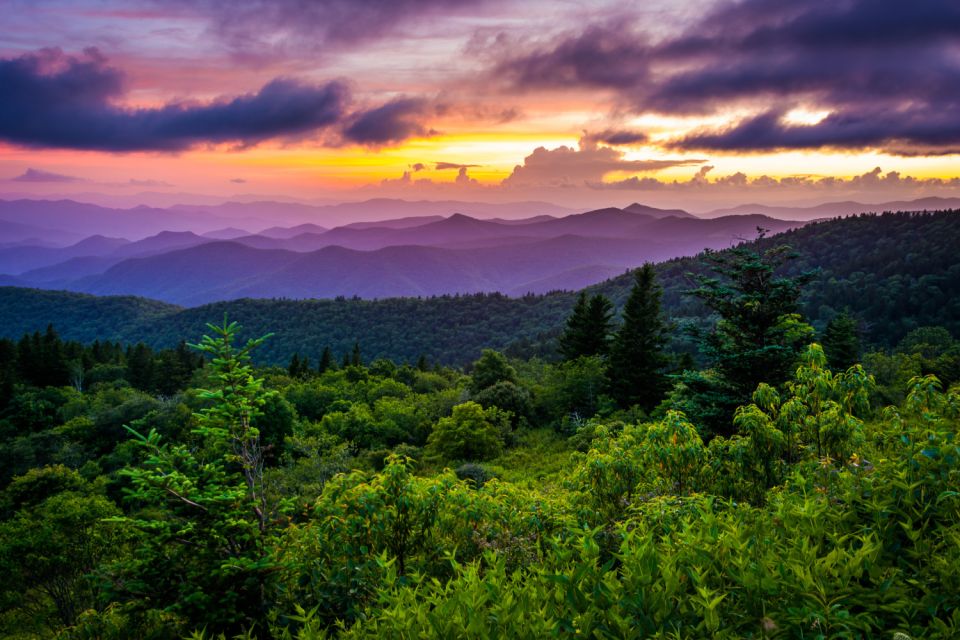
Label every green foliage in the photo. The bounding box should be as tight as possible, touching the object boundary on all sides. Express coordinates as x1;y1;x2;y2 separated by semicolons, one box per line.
426;401;509;462
558;291;613;360
644;410;706;495
106;319;288;635
681;242;816;434
821;310;862;371
470;380;532;427
0;466;121;632
468;349;517;393
607;264;671;411
2;285;960;639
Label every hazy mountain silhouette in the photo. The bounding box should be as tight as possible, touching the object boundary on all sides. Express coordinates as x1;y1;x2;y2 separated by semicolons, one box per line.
58;209;800;305
703;197;960;220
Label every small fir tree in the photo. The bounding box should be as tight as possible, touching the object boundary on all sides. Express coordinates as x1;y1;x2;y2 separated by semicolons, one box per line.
607;264;671;411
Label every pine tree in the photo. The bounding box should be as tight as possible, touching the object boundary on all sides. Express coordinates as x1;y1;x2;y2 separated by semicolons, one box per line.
822;311;861;371
689;244;814;397
607;264;671;410
125;343;155;392
318;346;334;374
115;318;283;632
559;292;613;360
674;242;815;436
351;341;362;367
288;353;302;378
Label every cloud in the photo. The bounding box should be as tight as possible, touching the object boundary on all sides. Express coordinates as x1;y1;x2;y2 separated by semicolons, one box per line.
588;166;960;193
501;138;706;188
493;24;650;91
435;162;481;170
0;48;350;151
455;166;478;185
164;0;494;60
230;178;248;183
342;97;436;146
583;128;647;146
11;168;83;183
674;107;960;154
493;1;960;153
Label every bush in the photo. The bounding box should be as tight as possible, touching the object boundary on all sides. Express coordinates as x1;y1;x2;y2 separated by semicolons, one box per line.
454;463;495;489
426;401;510;462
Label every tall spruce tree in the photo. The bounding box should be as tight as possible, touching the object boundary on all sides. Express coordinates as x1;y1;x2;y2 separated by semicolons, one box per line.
675;242;815;436
607;264;670;410
689;244;814;397
822;311;861;371
559;292;614;360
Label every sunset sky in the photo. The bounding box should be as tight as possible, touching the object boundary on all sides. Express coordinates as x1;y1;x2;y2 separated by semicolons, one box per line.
2;0;959;211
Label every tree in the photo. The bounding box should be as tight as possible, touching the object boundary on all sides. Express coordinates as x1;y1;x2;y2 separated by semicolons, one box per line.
607;264;671;411
0;466;121;631
111;318;286;633
426;401;509;462
318;346;335;374
288;352;311;378
469;349;517;394
822;311;861;371
681;243;815;434
559;292;613;360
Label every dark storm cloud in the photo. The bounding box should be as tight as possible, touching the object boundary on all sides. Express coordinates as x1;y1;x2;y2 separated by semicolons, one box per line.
0;49;350;151
493;0;960;153
494;25;650;91
343;97;435;145
164;0;493;58
674;107;960;153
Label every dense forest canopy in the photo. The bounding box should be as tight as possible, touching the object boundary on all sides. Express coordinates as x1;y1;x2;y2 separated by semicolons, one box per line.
2;211;959;637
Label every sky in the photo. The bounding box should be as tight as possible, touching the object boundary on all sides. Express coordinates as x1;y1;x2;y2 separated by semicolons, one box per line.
1;0;960;212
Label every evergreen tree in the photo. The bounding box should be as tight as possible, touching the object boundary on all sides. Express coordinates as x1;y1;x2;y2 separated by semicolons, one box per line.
607;264;671;411
288;353;302;378
822;311;861;371
125;343;155;392
318;346;334;374
114;319;283;633
351;341;363;367
559;292;613;360
676;243;815;435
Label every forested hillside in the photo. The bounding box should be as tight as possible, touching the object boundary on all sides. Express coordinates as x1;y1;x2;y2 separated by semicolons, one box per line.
2;236;958;637
1;210;957;365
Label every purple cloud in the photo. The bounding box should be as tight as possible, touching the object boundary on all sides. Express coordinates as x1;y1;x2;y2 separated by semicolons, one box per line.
0;49;350;151
343;97;435;145
163;0;494;59
583;128;647;146
493;0;960;153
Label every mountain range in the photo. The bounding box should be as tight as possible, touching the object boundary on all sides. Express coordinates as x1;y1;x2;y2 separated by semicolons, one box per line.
0;200;801;304
700;196;960;220
1;209;956;366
